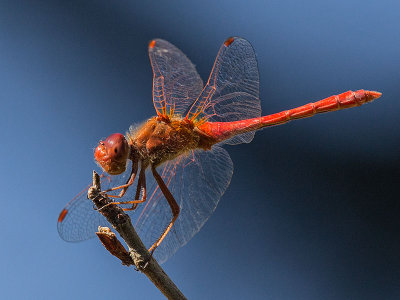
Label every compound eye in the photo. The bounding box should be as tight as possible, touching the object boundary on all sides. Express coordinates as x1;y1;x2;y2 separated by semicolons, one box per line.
94;133;129;175
106;134;128;160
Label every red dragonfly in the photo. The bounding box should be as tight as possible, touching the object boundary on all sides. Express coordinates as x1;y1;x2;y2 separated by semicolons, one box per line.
58;37;381;263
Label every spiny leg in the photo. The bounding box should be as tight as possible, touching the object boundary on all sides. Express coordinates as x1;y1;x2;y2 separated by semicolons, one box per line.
98;162;148;211
105;157;138;198
148;164;180;254
123;164;147;211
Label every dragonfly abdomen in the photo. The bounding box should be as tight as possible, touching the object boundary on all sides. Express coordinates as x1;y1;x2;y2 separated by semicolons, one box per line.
198;90;381;143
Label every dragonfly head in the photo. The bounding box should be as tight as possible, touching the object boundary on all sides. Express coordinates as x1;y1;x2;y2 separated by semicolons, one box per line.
94;133;130;175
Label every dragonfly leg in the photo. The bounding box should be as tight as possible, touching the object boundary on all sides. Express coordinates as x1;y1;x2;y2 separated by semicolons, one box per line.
148;164;180;253
99;163;148;211
105;157;138;198
122;164;147;211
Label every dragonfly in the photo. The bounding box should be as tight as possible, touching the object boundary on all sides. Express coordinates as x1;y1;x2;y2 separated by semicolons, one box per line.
58;37;381;263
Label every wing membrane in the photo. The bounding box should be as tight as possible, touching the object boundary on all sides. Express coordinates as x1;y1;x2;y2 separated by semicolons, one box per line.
58;147;233;265
57;166;136;242
132;146;233;263
187;37;261;145
149;39;203;117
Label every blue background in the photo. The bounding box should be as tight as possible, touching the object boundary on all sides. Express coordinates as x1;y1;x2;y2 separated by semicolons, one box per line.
1;0;399;299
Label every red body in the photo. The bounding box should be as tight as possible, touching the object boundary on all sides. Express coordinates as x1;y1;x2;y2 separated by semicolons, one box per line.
199;90;380;142
58;36;382;264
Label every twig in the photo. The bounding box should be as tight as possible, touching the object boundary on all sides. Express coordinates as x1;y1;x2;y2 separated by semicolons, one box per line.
88;171;187;300
96;227;134;266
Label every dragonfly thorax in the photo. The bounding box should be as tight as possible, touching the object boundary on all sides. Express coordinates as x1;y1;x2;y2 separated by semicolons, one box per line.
126;116;212;166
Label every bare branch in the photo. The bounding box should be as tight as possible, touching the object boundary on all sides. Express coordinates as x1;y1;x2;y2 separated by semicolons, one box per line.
88;171;187;300
96;227;134;266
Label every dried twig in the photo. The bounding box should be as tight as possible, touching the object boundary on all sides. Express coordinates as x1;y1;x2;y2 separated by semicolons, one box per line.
96;227;134;266
88;171;187;300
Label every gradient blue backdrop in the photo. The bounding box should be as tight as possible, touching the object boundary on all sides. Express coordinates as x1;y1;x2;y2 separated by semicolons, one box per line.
1;0;399;299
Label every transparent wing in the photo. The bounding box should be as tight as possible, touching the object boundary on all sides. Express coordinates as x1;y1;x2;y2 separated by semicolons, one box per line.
187;37;261;145
149;39;203;117
58;148;233;265
57;164;136;242
129;146;233;264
